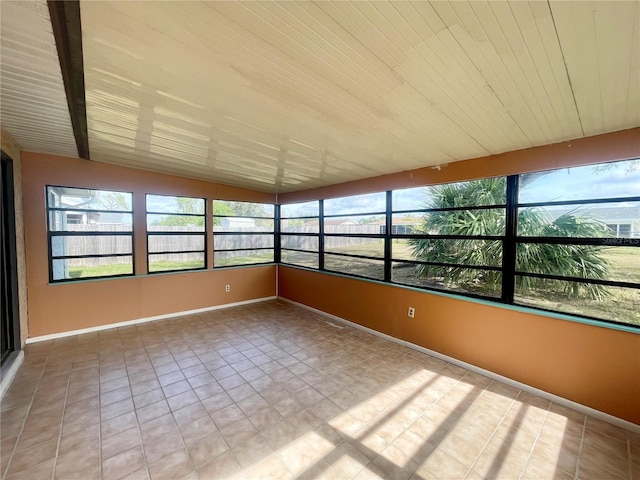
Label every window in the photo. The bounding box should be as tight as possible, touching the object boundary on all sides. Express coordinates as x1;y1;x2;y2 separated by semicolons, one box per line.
390;179;506;297
278;158;639;329
323;192;386;280
280;201;320;269
514;159;640;326
213;200;274;267
146;194;205;273
47;186;133;281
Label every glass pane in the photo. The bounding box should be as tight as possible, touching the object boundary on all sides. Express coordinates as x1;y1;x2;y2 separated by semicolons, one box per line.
148;235;205;253
389;213;422;234
213;217;273;232
324;237;384;258
519;158;640;203
399;209;505;236
324;215;385;234
51;235;132;257
514;279;640;326
393;177;506;211
324;254;384;280
392;262;502;297
517;202;639;238
324;192;386;216
213;200;274;218
281;251;319;268
214;250;274;267
394;239;502;266
148;252;205;272
53;256;133;280
214;234;274;250
47;187;132;211
147;214;205;232
516;245;640;283
49;210;132;232
281;201;319;218
147;194;205;214
281;218;319;233
281;235;318;251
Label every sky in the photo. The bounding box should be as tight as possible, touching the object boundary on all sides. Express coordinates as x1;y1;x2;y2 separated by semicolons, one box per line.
67;159;639;221
284;158;640;217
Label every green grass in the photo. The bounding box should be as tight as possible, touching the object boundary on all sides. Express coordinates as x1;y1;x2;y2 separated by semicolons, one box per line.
214;253;274;267
68;264;132;278
68;260;205;278
148;260;205;272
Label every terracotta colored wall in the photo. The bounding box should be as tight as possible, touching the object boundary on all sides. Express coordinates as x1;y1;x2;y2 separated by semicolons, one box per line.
1;129;28;346
279;267;640;424
21;152;276;338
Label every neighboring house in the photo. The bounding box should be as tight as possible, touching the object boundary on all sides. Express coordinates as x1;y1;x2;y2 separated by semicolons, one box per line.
372;217;418;235
221;217;256;229
546;205;640;238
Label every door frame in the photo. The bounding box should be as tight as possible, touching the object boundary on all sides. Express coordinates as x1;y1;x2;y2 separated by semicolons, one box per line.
1;150;21;365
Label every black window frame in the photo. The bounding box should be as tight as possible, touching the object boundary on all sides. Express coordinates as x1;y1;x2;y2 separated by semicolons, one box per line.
322;192;387;282
279;200;321;270
146;193;207;274
212;200;275;268
46;185;135;283
278;160;640;330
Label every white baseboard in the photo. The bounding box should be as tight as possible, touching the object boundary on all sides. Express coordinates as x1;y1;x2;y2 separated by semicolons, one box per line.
26;296;277;344
0;351;24;401
279;297;640;434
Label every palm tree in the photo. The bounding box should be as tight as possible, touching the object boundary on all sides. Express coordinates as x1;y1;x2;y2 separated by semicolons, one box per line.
409;177;611;299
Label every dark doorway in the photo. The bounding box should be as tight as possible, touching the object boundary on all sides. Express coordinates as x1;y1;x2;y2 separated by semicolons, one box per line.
1;151;21;365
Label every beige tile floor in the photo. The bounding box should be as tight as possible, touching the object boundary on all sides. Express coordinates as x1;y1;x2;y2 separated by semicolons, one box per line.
1;300;637;480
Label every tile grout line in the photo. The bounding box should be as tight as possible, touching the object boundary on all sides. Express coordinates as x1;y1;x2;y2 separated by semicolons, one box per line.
517;393;552;480
574;413;588;479
51;340;76;480
97;335;104;480
463;379;520;479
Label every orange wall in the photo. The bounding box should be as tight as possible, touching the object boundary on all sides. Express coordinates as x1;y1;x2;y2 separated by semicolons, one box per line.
279;267;640;424
21;152;276;337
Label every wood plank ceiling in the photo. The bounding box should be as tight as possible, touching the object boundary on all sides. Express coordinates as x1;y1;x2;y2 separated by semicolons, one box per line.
2;1;639;194
0;0;78;158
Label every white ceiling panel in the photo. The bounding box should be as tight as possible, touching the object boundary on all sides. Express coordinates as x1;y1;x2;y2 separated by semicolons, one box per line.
0;0;77;158
1;1;638;193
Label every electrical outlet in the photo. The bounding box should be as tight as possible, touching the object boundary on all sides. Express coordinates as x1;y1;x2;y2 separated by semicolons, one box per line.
225;285;230;292
408;307;415;318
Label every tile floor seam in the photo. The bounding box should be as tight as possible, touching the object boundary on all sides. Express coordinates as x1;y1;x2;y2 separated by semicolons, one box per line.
516;390;551;480
464;380;520;479
50;351;73;480
574;412;588;480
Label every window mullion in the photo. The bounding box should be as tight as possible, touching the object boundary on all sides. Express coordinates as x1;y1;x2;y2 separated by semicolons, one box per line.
384;191;392;282
502;175;519;303
319;200;324;271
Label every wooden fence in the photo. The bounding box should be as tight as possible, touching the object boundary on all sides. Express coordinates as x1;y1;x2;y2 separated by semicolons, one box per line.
57;224;386;266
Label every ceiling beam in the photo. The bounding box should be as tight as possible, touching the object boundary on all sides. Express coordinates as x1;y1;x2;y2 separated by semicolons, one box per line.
47;0;90;160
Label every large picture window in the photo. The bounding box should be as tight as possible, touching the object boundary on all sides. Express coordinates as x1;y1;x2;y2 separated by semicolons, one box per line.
47;186;133;281
146;194;206;273
213;200;274;267
279;158;640;329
